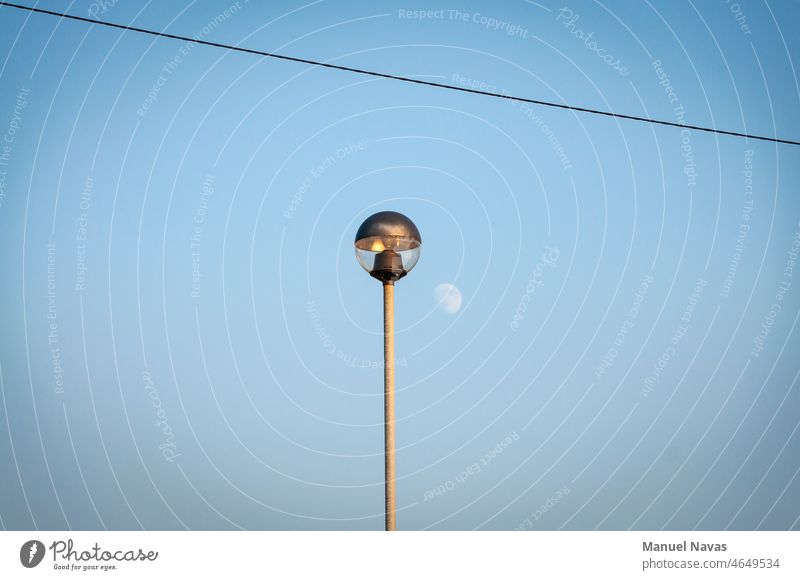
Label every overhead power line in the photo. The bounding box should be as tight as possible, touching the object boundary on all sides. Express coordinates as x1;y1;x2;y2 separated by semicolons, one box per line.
1;1;798;146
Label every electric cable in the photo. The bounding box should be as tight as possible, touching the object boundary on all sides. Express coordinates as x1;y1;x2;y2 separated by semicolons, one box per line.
1;1;797;146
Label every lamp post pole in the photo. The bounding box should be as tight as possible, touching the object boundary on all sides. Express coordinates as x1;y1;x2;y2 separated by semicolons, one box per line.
354;210;421;531
383;281;396;531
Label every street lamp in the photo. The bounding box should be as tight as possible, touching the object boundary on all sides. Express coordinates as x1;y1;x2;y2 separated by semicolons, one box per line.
354;211;422;531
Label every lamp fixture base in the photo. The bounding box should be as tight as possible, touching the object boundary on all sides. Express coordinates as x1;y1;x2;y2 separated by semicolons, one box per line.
370;250;406;283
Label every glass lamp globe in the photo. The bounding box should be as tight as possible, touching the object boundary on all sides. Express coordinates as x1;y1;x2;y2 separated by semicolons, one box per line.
354;211;422;283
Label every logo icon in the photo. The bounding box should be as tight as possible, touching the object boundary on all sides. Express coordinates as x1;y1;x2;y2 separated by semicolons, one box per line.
20;540;45;568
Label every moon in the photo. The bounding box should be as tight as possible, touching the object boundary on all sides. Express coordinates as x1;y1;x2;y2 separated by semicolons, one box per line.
434;283;463;314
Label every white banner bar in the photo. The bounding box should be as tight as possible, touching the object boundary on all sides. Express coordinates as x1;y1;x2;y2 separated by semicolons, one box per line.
2;531;797;579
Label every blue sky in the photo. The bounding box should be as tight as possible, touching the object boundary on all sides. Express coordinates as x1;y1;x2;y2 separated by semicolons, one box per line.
0;0;799;530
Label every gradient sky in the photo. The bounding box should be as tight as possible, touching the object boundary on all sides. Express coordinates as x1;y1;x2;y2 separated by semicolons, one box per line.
0;0;799;530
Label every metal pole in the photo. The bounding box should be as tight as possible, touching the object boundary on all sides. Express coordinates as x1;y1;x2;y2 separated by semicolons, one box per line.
383;281;396;531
